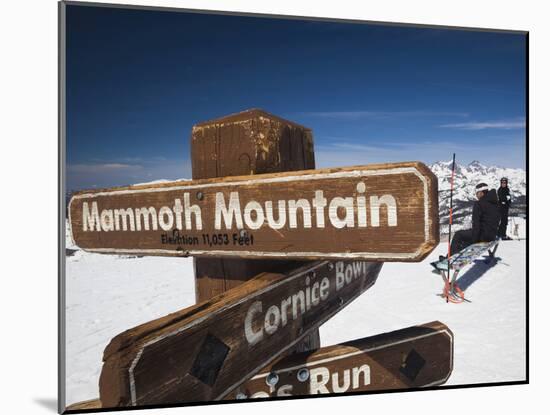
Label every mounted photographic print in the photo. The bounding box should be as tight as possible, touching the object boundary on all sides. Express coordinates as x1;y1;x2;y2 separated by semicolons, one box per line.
58;1;528;412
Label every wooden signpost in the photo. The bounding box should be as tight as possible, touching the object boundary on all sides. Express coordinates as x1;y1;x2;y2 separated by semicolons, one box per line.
70;320;451;411
68;162;438;262
98;260;382;407
66;110;449;411
190;109;319;350
226;321;453;399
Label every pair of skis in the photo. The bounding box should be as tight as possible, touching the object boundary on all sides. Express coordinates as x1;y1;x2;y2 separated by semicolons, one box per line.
431;240;500;303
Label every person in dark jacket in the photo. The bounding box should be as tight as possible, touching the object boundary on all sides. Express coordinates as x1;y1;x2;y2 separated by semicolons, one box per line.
497;177;512;240
449;182;501;256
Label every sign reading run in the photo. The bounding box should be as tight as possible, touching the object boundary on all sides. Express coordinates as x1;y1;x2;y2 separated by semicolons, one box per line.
69;161;439;261
226;321;453;399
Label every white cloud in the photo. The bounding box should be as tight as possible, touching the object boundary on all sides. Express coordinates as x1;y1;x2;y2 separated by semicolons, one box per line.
300;110;470;120
66;158;191;190
440;118;526;130
67;163;143;173
315;139;526;170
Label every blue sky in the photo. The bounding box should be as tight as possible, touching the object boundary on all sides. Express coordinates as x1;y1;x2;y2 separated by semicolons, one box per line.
65;5;526;190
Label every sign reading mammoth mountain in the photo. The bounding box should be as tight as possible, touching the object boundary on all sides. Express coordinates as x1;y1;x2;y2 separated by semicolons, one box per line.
69;162;439;261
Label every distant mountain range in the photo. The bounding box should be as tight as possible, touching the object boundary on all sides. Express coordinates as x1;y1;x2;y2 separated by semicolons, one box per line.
430;160;526;233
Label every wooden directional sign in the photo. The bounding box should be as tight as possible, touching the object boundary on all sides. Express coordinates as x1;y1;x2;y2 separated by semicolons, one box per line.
69;161;439;262
226;321;453;399
64;321;452;411
99;260;382;407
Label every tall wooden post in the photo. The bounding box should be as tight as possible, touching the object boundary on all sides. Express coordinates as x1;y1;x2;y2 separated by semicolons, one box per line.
190;108;320;351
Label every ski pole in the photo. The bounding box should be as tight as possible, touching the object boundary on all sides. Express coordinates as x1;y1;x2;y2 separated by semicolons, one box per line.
447;153;456;302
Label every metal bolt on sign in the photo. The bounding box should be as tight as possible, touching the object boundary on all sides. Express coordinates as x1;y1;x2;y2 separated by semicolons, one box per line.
266;372;279;387
297;368;310;382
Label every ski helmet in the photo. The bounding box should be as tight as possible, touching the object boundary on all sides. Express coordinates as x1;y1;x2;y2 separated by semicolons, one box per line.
500;177;508;182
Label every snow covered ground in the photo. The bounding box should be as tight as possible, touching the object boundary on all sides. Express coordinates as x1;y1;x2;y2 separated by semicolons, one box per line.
64;225;527;406
322;239;526;386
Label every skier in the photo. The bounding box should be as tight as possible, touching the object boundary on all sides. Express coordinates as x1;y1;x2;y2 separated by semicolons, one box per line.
447;183;500;256
497;177;512;240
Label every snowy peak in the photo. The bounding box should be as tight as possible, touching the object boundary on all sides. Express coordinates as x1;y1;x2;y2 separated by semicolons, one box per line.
429;160;526;200
433;159;455;168
465;160;486;174
429;160;526;233
468;160;483;168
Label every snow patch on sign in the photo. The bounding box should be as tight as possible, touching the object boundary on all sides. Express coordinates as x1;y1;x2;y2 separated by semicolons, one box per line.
132;178;189;186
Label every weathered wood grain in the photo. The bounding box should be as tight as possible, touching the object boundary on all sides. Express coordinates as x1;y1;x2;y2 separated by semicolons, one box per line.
98;260;383;408
190;108;314;310
69;162;439;262
191;108;314;180
225;321;453;399
191;108;319;350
